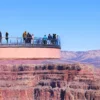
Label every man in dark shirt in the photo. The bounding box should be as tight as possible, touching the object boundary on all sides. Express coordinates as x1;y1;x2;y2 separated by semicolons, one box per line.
53;34;56;44
0;31;2;44
5;32;9;44
48;34;52;44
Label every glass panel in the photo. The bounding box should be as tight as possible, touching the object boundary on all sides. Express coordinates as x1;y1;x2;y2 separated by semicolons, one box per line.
0;37;61;48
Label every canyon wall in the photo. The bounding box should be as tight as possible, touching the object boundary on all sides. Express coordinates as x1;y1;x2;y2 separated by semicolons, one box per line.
0;63;100;100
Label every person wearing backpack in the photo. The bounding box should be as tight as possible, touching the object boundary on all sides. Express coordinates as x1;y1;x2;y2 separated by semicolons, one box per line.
23;31;27;43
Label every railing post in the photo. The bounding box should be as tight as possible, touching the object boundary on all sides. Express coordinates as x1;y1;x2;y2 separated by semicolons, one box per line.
10;40;11;45
17;37;18;45
21;38;22;45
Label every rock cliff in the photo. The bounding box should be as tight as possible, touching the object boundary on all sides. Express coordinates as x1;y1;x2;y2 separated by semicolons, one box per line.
0;61;100;100
61;50;100;68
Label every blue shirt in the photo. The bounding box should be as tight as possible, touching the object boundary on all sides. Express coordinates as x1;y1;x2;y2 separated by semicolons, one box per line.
43;36;47;40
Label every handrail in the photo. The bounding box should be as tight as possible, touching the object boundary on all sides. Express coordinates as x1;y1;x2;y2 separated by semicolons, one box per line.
0;37;61;48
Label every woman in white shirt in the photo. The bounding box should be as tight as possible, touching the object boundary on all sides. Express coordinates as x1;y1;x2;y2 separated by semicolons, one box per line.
31;34;34;45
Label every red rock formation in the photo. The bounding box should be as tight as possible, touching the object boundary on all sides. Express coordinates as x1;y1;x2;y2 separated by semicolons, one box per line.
0;62;100;100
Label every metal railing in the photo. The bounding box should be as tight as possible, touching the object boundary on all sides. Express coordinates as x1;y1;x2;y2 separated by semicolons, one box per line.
0;37;61;48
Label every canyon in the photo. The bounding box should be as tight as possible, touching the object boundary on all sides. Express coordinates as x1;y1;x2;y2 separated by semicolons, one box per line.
0;60;100;100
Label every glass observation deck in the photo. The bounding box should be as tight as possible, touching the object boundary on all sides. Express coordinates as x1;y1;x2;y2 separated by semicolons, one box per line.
0;37;61;49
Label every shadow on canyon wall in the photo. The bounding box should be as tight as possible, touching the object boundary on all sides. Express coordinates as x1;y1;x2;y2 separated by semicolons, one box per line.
0;63;100;100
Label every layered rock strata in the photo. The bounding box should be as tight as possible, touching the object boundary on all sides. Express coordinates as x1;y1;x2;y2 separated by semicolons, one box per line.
0;63;100;100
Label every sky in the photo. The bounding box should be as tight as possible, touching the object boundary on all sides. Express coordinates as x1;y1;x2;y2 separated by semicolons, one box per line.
0;0;100;51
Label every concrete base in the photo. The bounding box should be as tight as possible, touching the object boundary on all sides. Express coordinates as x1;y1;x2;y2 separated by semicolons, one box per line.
0;48;61;59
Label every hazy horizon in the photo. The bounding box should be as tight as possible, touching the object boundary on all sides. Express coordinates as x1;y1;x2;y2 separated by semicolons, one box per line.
62;49;100;52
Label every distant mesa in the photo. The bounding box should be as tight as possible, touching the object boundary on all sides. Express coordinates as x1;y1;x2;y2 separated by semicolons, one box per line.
61;50;100;68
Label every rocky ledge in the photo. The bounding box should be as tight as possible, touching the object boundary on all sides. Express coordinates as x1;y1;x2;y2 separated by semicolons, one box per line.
0;61;100;100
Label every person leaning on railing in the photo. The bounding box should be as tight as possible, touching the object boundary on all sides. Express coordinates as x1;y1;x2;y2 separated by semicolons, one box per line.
43;35;47;45
0;31;2;44
26;33;32;43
